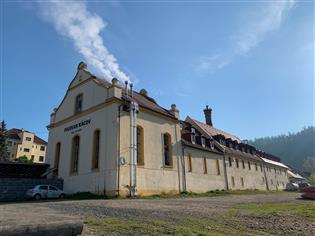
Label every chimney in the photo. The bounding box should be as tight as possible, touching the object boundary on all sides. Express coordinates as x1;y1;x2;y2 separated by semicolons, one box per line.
203;105;213;126
130;83;133;97
169;104;179;119
111;77;119;87
124;81;128;96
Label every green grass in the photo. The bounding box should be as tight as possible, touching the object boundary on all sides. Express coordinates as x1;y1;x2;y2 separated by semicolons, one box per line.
84;215;249;236
233;201;315;219
141;189;287;200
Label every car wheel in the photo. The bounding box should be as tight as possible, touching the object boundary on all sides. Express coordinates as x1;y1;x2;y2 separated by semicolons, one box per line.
34;194;41;200
59;194;65;199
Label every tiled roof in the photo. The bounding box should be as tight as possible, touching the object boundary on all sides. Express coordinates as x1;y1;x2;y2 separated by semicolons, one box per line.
5;128;47;145
122;92;176;119
224;147;261;161
188;117;241;142
33;136;47;145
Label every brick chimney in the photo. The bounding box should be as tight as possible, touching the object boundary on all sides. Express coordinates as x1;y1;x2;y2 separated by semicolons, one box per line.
203;105;213;126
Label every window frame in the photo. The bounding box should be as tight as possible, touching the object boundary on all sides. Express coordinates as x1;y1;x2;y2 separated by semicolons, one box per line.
54;142;61;175
92;130;101;170
70;135;80;174
216;159;221;175
74;93;83;115
163;133;173;167
136;126;144;166
188;153;192;172
203;157;207;174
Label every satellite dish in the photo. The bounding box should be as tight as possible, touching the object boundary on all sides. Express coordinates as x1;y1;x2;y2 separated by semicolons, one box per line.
119;157;126;166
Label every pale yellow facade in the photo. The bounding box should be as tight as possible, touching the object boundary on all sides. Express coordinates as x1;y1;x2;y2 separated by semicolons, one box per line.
46;62;289;196
6;130;47;163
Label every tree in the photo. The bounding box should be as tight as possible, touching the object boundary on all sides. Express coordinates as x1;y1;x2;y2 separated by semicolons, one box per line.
17;155;33;163
303;156;315;173
0;120;9;161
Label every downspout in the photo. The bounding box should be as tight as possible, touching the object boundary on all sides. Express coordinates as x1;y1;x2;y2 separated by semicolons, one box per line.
223;155;229;190
181;145;187;192
174;122;181;193
117;104;123;196
263;163;270;191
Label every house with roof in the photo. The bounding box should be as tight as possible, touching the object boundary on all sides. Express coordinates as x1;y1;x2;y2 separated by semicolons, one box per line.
5;128;47;163
46;62;289;196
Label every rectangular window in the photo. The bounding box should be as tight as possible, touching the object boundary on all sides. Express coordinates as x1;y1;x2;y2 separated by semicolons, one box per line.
136;126;144;165
236;158;239;168
260;164;263;172
40;146;45;151
74;94;83;114
231;176;235;187
54;142;61;176
70;136;80;174
241;177;244;187
255;163;258;171
262;177;265;183
163;133;172;167
191;128;196;144
216;159;220;175
188;154;192;172
203;157;207;174
31;155;34;161
201;136;205;147
92;130;100;169
39;156;44;162
228;157;232;167
242;160;245;169
248;161;251;170
25;137;32;141
24;148;30;152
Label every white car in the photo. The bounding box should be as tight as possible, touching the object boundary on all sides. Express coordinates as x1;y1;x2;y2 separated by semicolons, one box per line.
25;185;65;200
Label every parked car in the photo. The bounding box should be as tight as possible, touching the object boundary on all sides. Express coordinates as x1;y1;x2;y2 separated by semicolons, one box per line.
25;185;65;200
285;182;299;191
298;182;310;191
301;186;315;200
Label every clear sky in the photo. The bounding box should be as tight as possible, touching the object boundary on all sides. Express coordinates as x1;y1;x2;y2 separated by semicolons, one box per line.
1;0;314;141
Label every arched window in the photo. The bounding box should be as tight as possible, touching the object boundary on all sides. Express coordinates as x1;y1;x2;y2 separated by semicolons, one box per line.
74;94;83;114
136;126;144;165
92;130;100;170
163;133;172;167
70;135;80;174
54;142;61;175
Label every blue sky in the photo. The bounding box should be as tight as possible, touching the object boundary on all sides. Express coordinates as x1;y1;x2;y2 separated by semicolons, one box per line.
1;0;314;141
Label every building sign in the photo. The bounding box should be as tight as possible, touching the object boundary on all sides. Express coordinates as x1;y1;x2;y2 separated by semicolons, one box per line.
64;119;91;133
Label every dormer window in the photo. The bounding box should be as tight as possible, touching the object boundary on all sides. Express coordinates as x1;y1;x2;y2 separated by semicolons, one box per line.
229;142;233;148
201;136;205;147
210;140;214;150
191;128;196;144
74;94;83;114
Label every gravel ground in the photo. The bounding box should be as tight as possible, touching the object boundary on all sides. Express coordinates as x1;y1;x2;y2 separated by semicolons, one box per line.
1;192;314;235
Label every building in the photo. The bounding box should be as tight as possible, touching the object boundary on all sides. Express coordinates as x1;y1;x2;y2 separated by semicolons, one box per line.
5;128;47;163
46;62;289;196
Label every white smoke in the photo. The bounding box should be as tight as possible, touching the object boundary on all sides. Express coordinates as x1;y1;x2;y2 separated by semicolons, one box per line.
38;1;130;82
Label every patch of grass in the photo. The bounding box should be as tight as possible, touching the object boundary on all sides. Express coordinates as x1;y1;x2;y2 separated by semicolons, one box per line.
234;201;315;219
141;189;288;200
83;215;248;236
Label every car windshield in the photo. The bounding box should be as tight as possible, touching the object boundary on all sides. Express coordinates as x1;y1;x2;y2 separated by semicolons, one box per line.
39;186;48;190
49;186;58;191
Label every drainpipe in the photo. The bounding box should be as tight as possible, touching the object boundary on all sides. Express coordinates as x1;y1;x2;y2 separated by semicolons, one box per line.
117;104;123;196
181;145;187;192
222;154;229;191
174;122;181;193
263;163;270;191
129;99;138;197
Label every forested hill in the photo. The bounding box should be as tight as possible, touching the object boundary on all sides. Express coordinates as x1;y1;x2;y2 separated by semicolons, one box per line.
249;126;315;172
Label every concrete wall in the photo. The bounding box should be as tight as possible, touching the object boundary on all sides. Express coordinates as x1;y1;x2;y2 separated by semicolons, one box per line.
183;147;226;192
119;109;182;196
0;178;63;202
225;156;267;190
264;164;289;190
